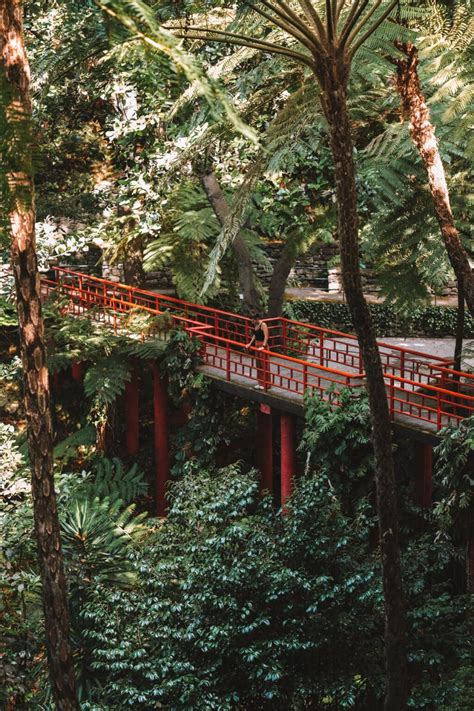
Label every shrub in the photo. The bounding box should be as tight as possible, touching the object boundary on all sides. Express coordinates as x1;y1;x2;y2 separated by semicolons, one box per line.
285;300;474;338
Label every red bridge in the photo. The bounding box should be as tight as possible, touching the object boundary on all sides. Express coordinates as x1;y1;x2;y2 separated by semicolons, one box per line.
41;267;474;513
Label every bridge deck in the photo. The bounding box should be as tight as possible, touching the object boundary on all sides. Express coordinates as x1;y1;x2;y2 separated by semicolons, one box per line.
40;267;474;435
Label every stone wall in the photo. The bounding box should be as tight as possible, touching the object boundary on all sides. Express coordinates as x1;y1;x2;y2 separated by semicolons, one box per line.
0;238;459;299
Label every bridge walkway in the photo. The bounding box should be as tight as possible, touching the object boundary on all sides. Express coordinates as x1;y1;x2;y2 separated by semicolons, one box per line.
40;267;474;438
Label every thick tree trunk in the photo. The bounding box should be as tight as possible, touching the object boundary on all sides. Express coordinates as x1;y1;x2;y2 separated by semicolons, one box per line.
1;1;79;708
267;240;299;317
123;237;146;287
117;206;146;287
198;169;262;313
396;43;474;317
454;279;464;374
320;74;408;710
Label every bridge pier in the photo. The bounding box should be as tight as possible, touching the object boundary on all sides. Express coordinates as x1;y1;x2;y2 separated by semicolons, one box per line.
280;412;296;510
125;369;139;457
71;361;85;381
415;442;432;508
257;405;273;493
153;362;170;517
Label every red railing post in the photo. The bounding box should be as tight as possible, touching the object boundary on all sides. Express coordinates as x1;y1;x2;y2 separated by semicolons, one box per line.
282;320;287;352
71;362;85;381
319;333;324;367
437;390;442;430
303;363;308;394
263;350;269;391
280;412;296;512
415;443;432;508
153;362;170;517
226;345;231;381
78;275;83;309
400;351;405;389
389;379;395;420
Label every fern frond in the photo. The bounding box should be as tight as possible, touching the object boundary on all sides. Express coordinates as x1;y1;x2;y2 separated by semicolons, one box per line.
91;457;148;504
95;0;257;143
84;358;131;405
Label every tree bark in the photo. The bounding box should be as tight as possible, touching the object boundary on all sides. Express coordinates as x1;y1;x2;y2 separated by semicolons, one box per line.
395;43;474;317
1;1;79;708
117;206;147;287
319;68;408;710
122;237;146;287
454;278;464;374
267;238;299;317
198;168;262;314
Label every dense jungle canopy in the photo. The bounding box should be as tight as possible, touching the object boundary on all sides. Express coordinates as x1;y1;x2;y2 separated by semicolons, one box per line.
0;1;473;709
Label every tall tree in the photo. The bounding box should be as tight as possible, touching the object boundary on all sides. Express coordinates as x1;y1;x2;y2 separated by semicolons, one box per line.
0;0;79;707
175;4;407;707
195;161;263;312
133;1;408;707
395;41;474;317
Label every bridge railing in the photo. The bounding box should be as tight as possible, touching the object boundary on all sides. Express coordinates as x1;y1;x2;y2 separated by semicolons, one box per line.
280;318;455;388
186;326;474;428
40;268;474;431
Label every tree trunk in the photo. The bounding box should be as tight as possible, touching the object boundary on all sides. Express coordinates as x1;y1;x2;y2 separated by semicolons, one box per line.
123;237;146;287
320;72;408;710
267;239;299;317
454;278;464;374
395;43;474;317
1;1;79;708
117;206;146;287
198;168;262;313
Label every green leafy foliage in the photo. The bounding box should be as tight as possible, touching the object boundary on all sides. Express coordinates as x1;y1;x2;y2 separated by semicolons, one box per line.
285;300;474;338
0;297;17;327
434;416;474;544
82;464;383;709
54;426;97;465
83;358;131;406
301;388;376;521
160;329;202;402
89;456;148;504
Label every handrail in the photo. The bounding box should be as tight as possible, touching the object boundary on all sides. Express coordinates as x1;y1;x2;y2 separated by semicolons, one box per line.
52;266;253;323
40;269;473;431
281;316;454;363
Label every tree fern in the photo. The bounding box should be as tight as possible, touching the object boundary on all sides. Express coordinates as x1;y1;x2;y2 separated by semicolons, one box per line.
84;358;131;406
94;0;257;143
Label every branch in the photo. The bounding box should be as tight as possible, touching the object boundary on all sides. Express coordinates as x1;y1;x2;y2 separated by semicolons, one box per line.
297;0;327;44
339;0;369;46
346;0;382;47
245;1;316;51
326;0;334;42
174;28;315;69
254;0;318;43
335;0;347;24
270;0;320;42
349;0;399;57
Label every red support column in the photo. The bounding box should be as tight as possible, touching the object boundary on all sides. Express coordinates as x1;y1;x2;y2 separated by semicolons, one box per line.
153;362;170;517
415;442;433;508
71;361;85;381
280;412;296;510
257;405;273;493
124;370;139;457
